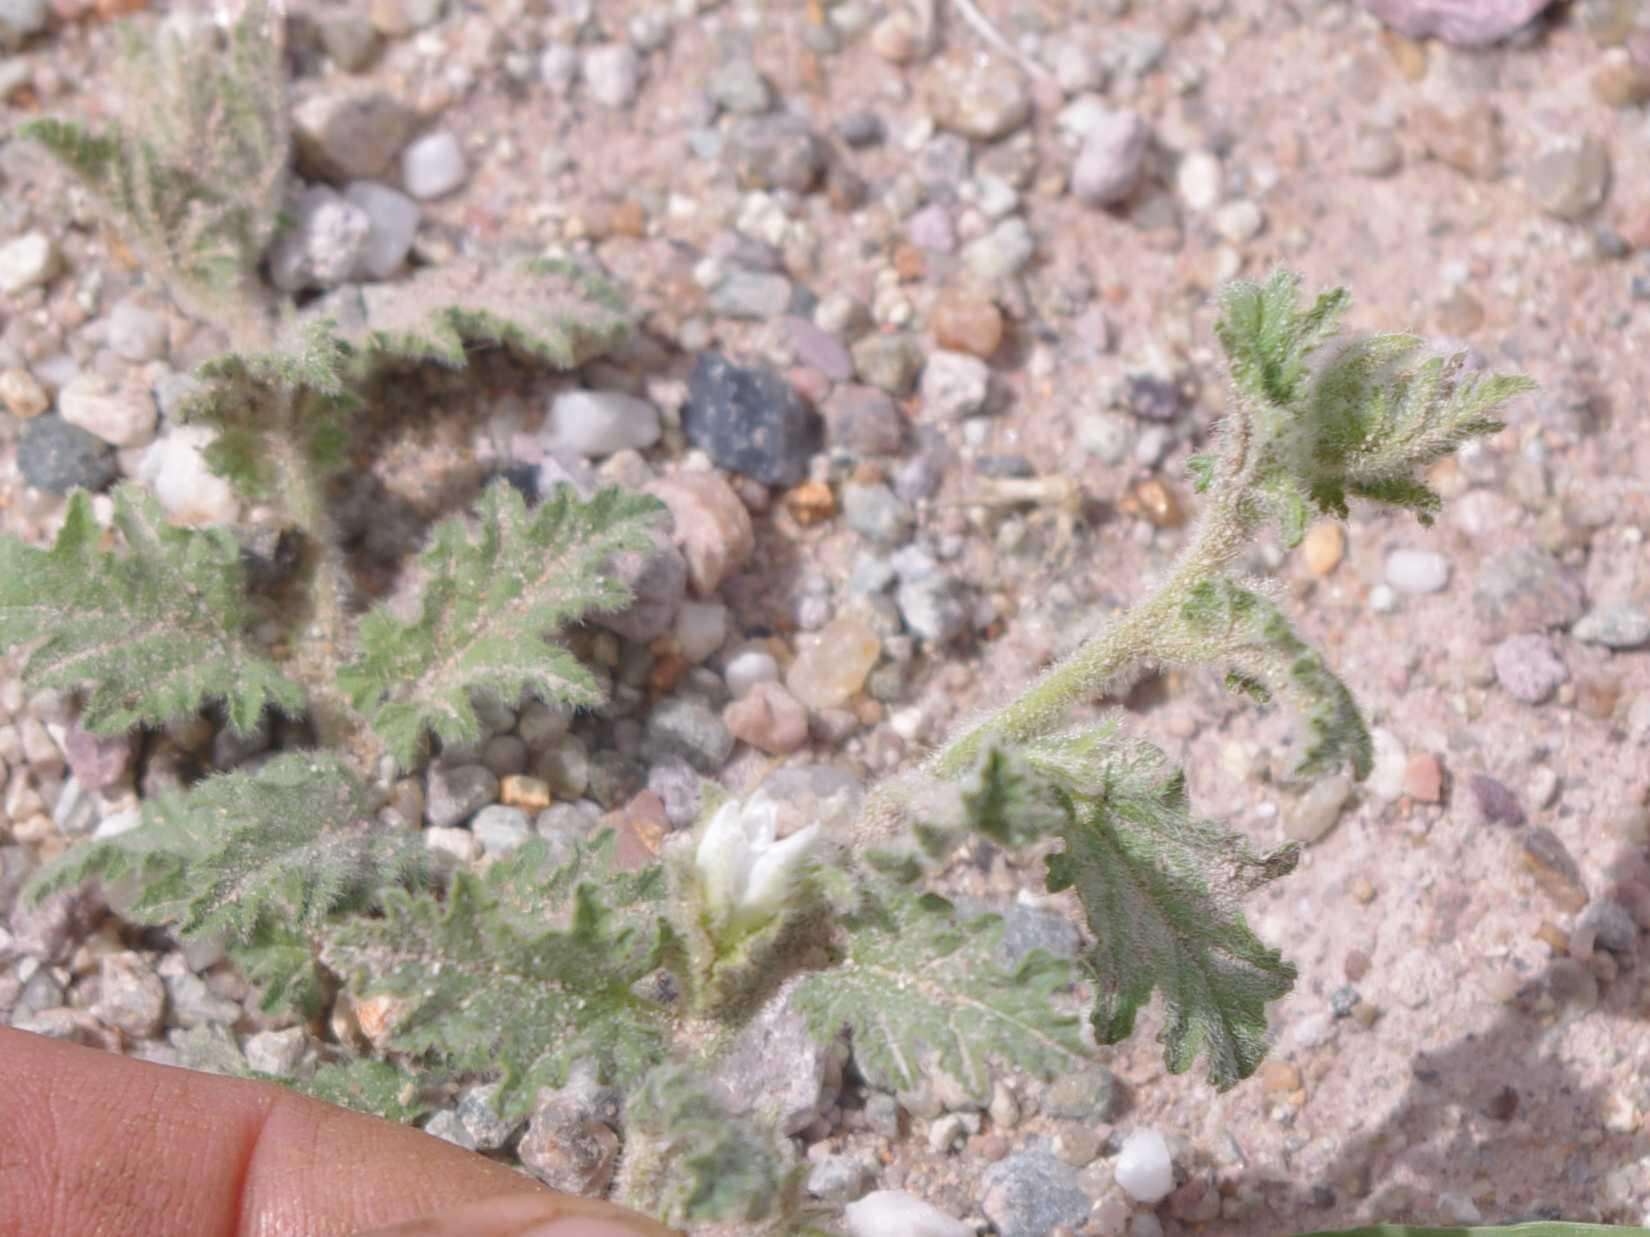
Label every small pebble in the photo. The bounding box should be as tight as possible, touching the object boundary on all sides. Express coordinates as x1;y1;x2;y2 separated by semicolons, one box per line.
1524;136;1611;221
56;373;156;448
1385;548;1451;594
584;43;641;109
1301;522;1345;575
1071;109;1150;207
544;390;661;457
788;613;881;709
843;1190;970;1237
401;130;467;200
1114;1128;1175;1204
723;680;809;754
920;350;991;420
1469;773;1526;826
931;287;1005;358
1573;604;1650;650
344;180;420;279
1403;752;1444;803
1284;773;1353;844
0;231;59;294
1492;633;1568;704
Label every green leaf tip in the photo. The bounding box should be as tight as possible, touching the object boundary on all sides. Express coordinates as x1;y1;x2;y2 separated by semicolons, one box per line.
0;485;305;736
1213;270;1532;539
338;480;664;771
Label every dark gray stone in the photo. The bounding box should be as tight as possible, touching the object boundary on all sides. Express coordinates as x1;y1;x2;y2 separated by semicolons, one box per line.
643;696;733;774
682;351;819;486
18;413;118;494
981;1147;1092;1237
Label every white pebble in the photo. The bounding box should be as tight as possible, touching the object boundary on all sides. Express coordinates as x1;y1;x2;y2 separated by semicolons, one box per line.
1213;198;1265;244
1114;1127;1175;1204
1365;727;1408;801
0;231;59;294
106;298;170;363
344;181;421;279
1385;548;1451;594
843;1190;971;1237
401;130;468;200
583;42;641;109
1176;150;1224;211
723;648;779;698
136;426;240;526
544;389;661;457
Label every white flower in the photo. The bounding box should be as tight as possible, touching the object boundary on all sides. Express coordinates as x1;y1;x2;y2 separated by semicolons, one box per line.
694;797;819;932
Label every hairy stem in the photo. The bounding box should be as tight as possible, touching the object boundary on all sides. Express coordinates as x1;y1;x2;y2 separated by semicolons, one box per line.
928;397;1262;780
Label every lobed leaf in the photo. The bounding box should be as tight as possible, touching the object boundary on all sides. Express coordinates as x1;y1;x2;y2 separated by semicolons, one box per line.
1179;576;1372;781
20;0;287;317
301;256;632;375
618;1064;797;1225
0;485;305;736
1213;274;1531;537
26;752;423;954
177;320;361;497
318;835;671;1121
949;725;1298;1090
792;885;1088;1103
337;480;663;770
1039;743;1298;1090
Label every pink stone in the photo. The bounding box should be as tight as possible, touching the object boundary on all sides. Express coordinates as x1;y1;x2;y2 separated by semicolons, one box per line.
646;471;755;596
1359;0;1555;47
786;614;881;710
723;681;809;755
62;722;134;791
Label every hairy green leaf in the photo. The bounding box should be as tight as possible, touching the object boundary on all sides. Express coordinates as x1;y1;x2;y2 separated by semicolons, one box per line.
20;1;287;318
29;753;422;948
0;486;305;735
177;321;361;497
618;1064;796;1225
288;1059;435;1123
792;886;1088;1103
229;921;327;1019
1213;273;1530;536
302;256;631;375
338;480;663;770
1035;739;1298;1090
1180;577;1371;780
1215;270;1349;409
319;836;670;1121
